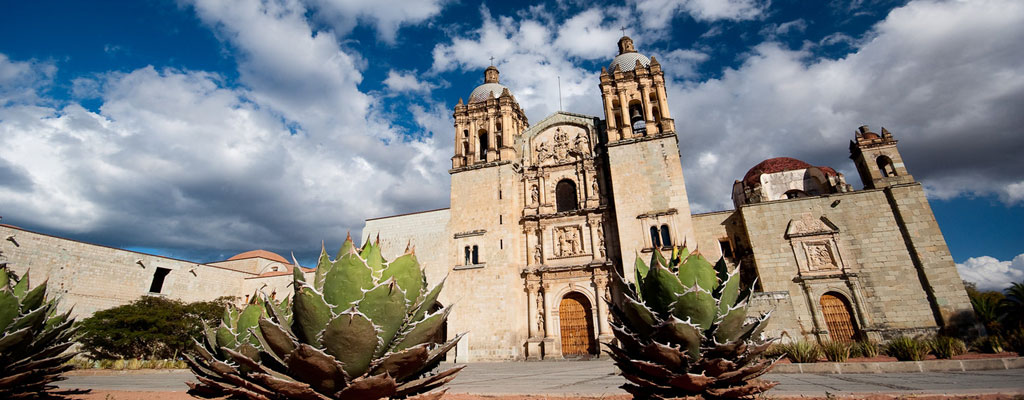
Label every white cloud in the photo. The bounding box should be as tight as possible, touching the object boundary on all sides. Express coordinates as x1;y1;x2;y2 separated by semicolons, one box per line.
304;0;448;43
384;70;434;93
665;0;1024;211
0;54;55;106
957;254;1024;291
632;0;768;28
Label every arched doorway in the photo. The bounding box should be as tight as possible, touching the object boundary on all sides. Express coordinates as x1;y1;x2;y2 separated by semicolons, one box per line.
559;292;596;356
820;293;859;342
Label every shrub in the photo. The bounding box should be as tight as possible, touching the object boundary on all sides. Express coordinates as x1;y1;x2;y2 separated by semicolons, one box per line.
886;336;930;361
78;296;234;359
780;340;822;363
854;340;880;358
929;336;967;359
972;335;1005;353
762;343;787;359
820;341;852;362
1006;329;1024;356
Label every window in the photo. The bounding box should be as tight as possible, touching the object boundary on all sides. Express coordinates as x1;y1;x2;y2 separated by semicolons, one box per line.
499;214;503;224
877;155;896;177
720;239;734;258
555;179;578;212
659;225;671;247
500;239;503;249
497;134;503;148
478;130;489;160
471;245;480;264
464;246;471;265
784;189;807;199
149;267;171;293
650;226;661;248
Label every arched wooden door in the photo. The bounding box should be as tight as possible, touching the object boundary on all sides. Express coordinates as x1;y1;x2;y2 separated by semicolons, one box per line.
820;293;858;342
559;292;596;356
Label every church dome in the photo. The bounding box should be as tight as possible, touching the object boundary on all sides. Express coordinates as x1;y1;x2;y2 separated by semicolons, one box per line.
609;36;651;72
469;82;510;103
743;157;838;186
227;249;289;264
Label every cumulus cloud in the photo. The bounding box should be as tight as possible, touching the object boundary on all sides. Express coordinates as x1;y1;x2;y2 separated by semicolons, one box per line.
384;70;434;93
957;254;1024;291
666;0;1024;211
304;0;448;43
0;54;56;106
633;0;768;28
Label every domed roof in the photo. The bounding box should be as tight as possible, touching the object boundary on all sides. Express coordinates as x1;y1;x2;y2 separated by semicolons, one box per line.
609;52;651;72
469;82;509;103
862;131;880;139
227;249;289;264
742;157;838;186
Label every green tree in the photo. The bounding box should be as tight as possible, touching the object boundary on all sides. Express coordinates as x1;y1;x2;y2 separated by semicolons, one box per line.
1001;282;1024;330
965;281;1005;334
78;296;234;359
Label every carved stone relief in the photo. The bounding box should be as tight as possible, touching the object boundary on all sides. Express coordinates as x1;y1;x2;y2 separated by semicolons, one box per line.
554;225;585;257
533;126;589;165
804;241;838;271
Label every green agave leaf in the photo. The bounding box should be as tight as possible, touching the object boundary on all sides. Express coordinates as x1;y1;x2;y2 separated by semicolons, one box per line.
361;241;385;281
675;246;691;265
653;317;702;359
0;291;19;331
0;268;9;291
236;303;264;345
293;283;334;344
393;306;450;352
291;254;306;284
321;311;380;378
286;343;349;394
672;285;717;331
257;318;296;360
412;276;445;322
640;262;686;317
713;257;730;287
313;243;334;292
336;233;356;260
9;304;46;332
650;249;669;273
380;253;424;306
216;323;237;350
12;271;28;299
0;326;31;353
634;254;649;285
201;320;218;352
716;269;741;315
713;303;749;344
621;297;658;337
323;253;374;310
371;343;429;381
357;279;409;356
679;253;718;292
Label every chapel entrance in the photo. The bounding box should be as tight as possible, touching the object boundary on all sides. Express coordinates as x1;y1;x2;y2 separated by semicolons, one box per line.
558;292;596;356
820;293;858;342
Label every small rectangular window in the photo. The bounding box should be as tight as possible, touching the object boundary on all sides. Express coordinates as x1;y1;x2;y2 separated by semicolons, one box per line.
500;239;503;249
499;190;502;199
149;267;171;293
499;215;503;224
720;240;734;258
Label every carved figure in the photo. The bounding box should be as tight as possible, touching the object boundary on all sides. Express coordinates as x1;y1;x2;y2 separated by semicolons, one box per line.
530;185;539;205
536;141;552;162
533;244;542;265
598;226;606;258
536;293;544;335
556;229;567;257
591;177;599;197
568;228;580;255
807;243;836;270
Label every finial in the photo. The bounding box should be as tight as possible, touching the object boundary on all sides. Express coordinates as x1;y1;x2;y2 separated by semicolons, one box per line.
620;26;627;36
489;56;494;66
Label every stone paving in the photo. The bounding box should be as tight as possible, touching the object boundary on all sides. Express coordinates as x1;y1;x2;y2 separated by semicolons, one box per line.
60;360;1024;397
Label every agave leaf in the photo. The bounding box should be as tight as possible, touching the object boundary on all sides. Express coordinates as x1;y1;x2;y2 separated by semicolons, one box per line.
393;307;450;352
321;311;380;378
0;326;31;353
737;311;772;342
713;258;730;288
640;262;686;317
621;297;658;337
313;244;334;292
380;253;424;306
716;269;741;314
634;255;649;286
292;254;306;284
0;291;19;331
336;233;356;260
247;372;326;400
9;305;47;332
263;295;294;336
216;323;237;350
285;344;348;394
394;365;463;397
357;280;409;354
672;285;717;331
640;342;689;370
236;303;264;344
323;253;374;310
650;249;669;271
258;318;297;360
676;246;690;265
371;343;429;381
0;268;8;291
361;241;385;280
425;332;465;367
12;271;28;299
411;276;445;321
293;284;334;344
679;253;717;292
713;303;748;344
653;317;702;359
335;373;397;399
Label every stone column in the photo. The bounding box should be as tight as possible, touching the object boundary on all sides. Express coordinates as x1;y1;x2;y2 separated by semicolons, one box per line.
640;84;654;124
656;84;671;119
468;119;478;162
617;90;632;139
602;93;616;129
541;283;553;338
526;281;539;338
594;275;612;339
587;218;599;260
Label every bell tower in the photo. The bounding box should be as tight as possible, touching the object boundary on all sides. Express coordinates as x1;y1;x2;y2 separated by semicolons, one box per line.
849;125;915;189
451;66;528;168
599;36;694;279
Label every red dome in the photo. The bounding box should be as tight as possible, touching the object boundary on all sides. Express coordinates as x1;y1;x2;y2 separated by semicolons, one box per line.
227;250;289;264
742;157;837;186
862;132;880;139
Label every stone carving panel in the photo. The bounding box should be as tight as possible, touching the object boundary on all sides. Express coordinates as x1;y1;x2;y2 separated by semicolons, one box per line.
804;241;838;271
554;225;585;257
532;125;590;166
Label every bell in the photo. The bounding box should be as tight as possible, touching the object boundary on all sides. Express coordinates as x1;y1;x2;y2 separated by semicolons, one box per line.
630;107;643;124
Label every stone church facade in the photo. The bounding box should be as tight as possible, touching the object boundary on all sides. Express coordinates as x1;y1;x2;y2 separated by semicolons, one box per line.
0;36;974;363
362;36;975;361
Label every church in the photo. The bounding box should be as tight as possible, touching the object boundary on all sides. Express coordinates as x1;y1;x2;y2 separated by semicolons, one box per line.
0;36;975;363
361;36;976;361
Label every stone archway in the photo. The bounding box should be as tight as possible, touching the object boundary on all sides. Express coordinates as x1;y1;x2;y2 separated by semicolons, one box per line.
820;292;858;342
558;292;596;356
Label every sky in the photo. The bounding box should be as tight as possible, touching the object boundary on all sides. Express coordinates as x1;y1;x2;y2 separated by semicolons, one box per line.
0;0;1021;290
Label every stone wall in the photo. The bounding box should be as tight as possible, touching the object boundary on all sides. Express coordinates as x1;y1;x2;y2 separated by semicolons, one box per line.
362;208;451;287
0;225;288;318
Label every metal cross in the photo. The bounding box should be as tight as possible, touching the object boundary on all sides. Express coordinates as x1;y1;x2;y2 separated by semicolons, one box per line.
620;26;627;36
489;56;494;66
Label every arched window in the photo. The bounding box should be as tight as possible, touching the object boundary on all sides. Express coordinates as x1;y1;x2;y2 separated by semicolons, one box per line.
660;225;671;247
462;142;470;157
650;226;661;248
629;102;646;133
652;106;661;125
555;179;578;212
471;245;480;264
877;155;896;177
784;189;808;199
478;130;489;161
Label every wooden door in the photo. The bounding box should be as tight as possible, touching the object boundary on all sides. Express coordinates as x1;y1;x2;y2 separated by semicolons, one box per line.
559;292;595;356
820;293;858;342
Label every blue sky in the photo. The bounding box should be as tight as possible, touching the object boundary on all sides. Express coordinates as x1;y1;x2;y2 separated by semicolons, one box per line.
1;0;1021;289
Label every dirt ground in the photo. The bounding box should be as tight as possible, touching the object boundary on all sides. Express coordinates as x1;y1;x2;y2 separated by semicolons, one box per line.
773;351;1019;364
68;392;1024;400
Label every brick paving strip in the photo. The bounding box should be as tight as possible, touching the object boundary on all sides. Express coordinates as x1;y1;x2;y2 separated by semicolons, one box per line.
60;359;1024;398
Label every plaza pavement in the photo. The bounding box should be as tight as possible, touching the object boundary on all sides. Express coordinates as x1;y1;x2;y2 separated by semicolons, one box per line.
60;359;1024;397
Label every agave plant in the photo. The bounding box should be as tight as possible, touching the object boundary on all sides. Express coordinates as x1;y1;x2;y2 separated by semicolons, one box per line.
187;236;463;400
606;246;778;399
0;266;88;399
